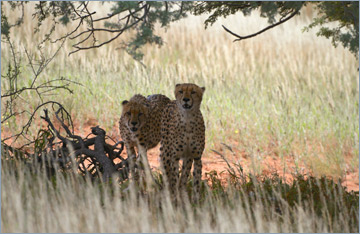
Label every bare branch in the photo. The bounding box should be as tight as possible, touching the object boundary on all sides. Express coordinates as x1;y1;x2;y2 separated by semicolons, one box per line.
222;10;299;42
67;3;149;56
68;15;131;56
2;101;74;146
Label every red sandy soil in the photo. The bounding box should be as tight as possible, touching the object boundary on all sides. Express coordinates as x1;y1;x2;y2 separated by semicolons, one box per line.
2;117;359;192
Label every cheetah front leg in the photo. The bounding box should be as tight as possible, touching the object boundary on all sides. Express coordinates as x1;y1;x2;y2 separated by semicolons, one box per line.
160;144;175;196
192;158;202;203
125;143;137;180
172;156;180;195
137;145;156;186
179;158;193;192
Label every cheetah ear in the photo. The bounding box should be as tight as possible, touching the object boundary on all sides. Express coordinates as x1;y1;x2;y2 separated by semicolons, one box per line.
201;87;205;93
176;84;180;87
122;100;129;106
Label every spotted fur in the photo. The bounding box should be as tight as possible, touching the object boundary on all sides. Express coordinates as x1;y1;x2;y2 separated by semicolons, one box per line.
160;83;206;203
119;94;171;173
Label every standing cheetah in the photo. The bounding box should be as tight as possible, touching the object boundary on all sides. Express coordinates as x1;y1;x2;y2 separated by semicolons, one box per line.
119;94;171;179
160;83;206;203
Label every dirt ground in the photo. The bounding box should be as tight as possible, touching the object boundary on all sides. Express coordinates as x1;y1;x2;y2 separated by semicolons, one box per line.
2;117;359;192
104;119;358;192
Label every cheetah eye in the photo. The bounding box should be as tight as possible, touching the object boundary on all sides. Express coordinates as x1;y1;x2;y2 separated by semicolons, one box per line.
191;91;196;94
126;112;131;116
179;91;183;94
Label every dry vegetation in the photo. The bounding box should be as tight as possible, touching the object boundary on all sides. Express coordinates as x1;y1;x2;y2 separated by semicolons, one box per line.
2;155;358;233
1;2;359;233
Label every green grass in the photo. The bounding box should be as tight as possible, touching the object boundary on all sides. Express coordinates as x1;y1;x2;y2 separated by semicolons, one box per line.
1;3;359;181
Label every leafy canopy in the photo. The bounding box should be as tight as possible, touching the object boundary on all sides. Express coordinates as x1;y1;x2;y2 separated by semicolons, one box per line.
304;1;359;58
1;1;358;60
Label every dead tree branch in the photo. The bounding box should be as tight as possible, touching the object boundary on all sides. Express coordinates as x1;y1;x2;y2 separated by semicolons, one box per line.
222;10;299;42
40;1;151;56
1;36;84;145
37;106;132;182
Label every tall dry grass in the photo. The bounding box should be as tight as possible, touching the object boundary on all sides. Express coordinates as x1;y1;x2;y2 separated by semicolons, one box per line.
1;152;358;233
1;2;358;191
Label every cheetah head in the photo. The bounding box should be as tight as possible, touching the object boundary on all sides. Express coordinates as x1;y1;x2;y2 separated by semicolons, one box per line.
175;83;205;111
121;98;150;132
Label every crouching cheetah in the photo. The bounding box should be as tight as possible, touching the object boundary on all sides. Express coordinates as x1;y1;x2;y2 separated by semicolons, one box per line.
119;94;171;179
160;83;206;203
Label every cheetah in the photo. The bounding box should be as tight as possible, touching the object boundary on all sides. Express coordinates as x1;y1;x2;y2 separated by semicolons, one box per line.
160;83;206;203
119;94;171;180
